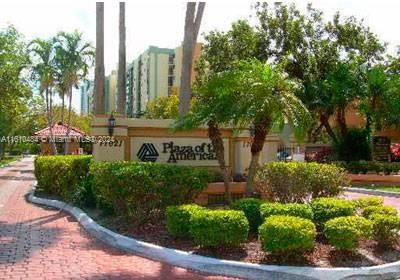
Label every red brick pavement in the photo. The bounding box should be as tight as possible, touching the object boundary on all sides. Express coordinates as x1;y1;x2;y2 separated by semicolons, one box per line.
0;158;237;280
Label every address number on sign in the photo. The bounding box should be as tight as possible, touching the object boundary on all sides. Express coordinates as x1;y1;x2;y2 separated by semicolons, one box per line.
99;139;123;147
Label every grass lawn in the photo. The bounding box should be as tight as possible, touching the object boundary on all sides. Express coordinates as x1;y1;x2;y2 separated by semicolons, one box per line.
355;184;400;193
0;155;21;167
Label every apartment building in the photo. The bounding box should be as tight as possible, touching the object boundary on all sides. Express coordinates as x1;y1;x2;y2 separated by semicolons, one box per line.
105;70;118;114
80;80;94;115
126;43;202;117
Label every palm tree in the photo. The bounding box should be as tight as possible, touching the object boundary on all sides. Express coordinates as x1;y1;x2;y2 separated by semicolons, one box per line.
117;2;126;116
179;2;205;115
29;38;58;155
54;31;94;154
236;60;311;194
54;51;69;124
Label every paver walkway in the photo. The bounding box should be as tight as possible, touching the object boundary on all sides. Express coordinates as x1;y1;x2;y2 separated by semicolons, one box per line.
343;192;400;211
0;157;236;280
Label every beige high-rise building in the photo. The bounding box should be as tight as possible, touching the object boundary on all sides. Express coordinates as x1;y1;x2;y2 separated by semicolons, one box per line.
173;43;202;88
126;43;202;117
105;69;117;114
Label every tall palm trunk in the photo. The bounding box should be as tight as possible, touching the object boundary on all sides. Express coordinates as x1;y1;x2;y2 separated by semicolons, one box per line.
246;116;272;195
207;119;231;203
64;87;73;154
117;2;126;116
94;2;105;115
179;2;205;115
61;91;65;123
46;88;57;155
320;113;337;143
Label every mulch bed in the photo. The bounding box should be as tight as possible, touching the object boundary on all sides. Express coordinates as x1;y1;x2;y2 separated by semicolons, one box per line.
102;217;400;268
34;191;400;267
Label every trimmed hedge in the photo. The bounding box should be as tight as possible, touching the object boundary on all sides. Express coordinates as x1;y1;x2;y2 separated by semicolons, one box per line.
166;204;204;238
334;161;400;175
362;205;397;219
369;214;400;248
311;198;355;225
90;161;214;224
260;202;313;221
352;196;384;210
259;215;316;253
255;162;347;203
230;198;263;232
190;210;249;248
324;216;373;250
34;155;92;201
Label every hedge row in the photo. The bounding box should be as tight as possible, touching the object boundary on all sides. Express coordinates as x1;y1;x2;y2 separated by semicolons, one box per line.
334;161;400;175
166;205;249;248
223;197;398;252
34;155;92;202
34;156;215;224
255;162;347;203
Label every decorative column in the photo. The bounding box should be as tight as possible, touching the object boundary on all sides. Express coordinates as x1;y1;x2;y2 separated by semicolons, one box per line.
117;2;127;116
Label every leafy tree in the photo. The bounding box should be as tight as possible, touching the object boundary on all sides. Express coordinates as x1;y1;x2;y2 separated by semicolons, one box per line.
254;3;385;143
28;38;58;154
145;94;179;119
54;31;94;154
177;70;242;202
230;60;311;194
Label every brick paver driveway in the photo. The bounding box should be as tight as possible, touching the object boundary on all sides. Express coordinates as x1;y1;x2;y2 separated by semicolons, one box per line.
0;157;236;280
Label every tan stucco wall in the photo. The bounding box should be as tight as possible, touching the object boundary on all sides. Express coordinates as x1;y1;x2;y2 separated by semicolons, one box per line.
91;117;297;174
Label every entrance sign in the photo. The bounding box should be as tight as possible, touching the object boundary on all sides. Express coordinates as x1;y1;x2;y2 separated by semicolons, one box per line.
131;137;229;166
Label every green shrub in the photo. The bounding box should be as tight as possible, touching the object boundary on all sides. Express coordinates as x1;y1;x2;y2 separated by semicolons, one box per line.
255;162;347;203
259;215;316;253
260;202;313;221
352;196;384;210
190;210;249;248
362;205;397;219
335;161;400;175
324;216;373;250
166;204;204;238
331;128;372;162
311;198;355;225
231;198;263;232
90;161;213;224
369;214;400;248
34;155;92;201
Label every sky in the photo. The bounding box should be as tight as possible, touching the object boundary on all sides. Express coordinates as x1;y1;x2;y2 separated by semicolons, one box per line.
1;0;399;112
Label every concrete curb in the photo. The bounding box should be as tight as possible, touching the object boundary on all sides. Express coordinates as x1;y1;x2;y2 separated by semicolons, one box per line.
28;186;400;280
345;187;400;198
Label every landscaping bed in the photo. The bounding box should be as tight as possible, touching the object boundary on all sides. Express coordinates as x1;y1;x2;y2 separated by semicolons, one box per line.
92;211;400;268
33;156;400;269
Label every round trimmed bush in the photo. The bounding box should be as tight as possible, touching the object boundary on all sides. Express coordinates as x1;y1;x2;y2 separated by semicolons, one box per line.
190;210;249;248
311;198;355;225
352;196;384;210
369;214;400;248
230;198;263;232
259;215;316;253
324;216;373;250
166;204;204;237
362;205;397;219
260;202;313;221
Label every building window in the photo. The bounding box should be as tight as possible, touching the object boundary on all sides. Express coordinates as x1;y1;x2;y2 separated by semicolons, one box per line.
168;54;175;65
168;76;174;87
168;65;174;76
